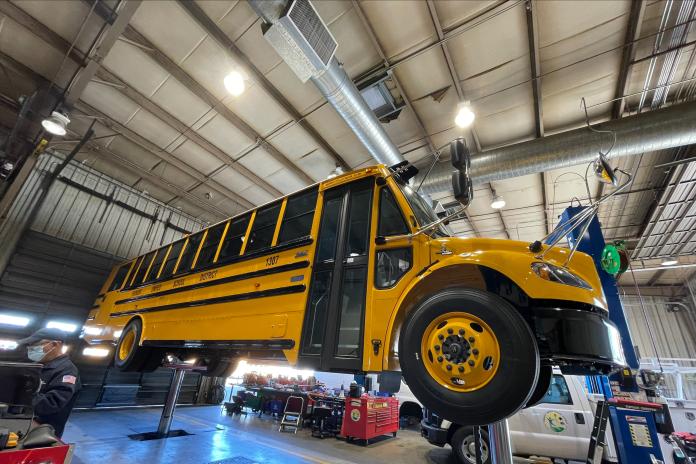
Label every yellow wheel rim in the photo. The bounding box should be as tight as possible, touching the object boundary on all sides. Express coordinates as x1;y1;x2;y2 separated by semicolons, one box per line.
118;327;136;361
420;312;500;392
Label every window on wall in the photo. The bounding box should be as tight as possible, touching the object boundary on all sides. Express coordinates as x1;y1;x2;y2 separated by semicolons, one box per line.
378;187;409;236
131;251;156;286
175;232;205;274
278;187;318;245
194;222;227;270
218;213;251;262
245;202;282;254
144;248;167;284
159;240;185;278
109;263;132;291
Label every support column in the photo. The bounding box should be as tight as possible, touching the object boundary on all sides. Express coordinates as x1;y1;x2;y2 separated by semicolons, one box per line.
487;419;513;464
157;368;186;437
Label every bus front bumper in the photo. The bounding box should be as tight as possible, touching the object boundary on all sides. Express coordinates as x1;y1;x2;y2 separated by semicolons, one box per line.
529;306;626;375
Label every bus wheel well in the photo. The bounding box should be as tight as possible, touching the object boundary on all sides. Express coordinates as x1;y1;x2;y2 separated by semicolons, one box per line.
387;263;528;370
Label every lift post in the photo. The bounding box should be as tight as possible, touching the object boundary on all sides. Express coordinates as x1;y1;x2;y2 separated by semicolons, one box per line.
128;363;196;441
487;419;513;464
157;367;186;437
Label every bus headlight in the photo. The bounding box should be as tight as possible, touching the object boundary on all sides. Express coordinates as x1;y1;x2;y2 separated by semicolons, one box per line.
531;262;592;290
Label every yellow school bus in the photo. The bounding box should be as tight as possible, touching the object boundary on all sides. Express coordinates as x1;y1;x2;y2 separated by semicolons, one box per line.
83;163;624;425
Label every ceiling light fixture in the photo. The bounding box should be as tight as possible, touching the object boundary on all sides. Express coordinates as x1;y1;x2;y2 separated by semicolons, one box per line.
46;320;78;333
661;259;678;266
454;101;475;128
41;111;70;136
490;195;506;209
0;314;30;327
0;339;18;350
629;263;696;272
224;71;245;96
82;347;110;358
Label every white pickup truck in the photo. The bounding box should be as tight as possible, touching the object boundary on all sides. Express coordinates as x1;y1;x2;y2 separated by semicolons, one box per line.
419;371;618;463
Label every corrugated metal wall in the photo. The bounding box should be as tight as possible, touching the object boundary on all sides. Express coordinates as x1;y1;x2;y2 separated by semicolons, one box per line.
0;152;207;271
0;153;209;408
620;294;696;360
620;292;696;399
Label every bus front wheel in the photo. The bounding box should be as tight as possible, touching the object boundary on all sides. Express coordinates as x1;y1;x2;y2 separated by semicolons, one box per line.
399;288;539;425
115;318;161;372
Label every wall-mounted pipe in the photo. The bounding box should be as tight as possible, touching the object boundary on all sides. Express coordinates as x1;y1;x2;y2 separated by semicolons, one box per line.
417;101;696;195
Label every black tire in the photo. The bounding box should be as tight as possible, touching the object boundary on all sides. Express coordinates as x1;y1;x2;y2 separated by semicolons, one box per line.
201;356;238;378
451;426;490;464
114;318;152;372
399;288;540;425
525;365;553;408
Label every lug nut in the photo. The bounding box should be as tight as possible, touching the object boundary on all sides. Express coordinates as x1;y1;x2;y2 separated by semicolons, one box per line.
447;328;453;334
437;356;443;362
469;336;475;343
438;334;444;340
468;360;475;366
473;348;479;355
434;345;440;351
459;329;465;335
446;364;452;371
458;366;464;373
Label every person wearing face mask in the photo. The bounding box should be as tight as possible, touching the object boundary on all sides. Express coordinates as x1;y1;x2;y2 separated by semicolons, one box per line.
17;327;81;438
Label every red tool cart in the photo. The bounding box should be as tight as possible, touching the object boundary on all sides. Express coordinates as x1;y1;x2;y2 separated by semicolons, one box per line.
0;442;74;464
341;395;399;445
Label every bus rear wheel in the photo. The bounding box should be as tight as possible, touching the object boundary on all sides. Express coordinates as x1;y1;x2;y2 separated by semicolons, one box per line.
399;288;539;425
115;318;161;372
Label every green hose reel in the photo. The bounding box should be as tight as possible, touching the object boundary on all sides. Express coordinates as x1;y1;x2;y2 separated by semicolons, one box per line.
601;241;629;276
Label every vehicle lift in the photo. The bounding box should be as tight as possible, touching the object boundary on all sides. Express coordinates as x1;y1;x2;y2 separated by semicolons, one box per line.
128;362;195;441
560;206;670;464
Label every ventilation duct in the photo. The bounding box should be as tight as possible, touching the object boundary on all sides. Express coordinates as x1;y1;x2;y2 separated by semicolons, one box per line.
416;101;696;195
250;0;404;167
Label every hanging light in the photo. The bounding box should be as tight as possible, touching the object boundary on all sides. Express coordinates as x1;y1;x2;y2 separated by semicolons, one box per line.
661;259;678;266
490;195;506;209
41;111;70;136
454;101;475;128
224;71;245;96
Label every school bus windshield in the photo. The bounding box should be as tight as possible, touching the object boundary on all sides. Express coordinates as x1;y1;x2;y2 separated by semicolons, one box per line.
396;181;452;237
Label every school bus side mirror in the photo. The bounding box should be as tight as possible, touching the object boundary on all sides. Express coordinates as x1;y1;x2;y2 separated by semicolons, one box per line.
450;138;473;207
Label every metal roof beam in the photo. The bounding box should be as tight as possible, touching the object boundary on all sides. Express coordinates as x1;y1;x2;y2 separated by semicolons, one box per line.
352;0;479;237
0;49;254;211
612;0;646;119
524;0;549;235
425;0;506;238
176;0;349;172
63;0;141;107
0;3;284;198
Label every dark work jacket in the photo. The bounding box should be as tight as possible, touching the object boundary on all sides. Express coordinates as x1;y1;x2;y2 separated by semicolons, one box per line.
33;355;81;437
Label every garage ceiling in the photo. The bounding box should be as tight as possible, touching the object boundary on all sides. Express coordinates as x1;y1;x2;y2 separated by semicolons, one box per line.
0;0;695;286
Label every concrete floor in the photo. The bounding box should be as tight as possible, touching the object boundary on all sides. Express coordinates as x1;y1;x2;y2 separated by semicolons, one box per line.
63;405;438;464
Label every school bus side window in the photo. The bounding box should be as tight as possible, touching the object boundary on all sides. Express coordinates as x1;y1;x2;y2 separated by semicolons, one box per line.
195;222;227;270
218;214;251;262
159;239;185;277
175;232;205;274
131;251;156;286
245;202;282;254
126;255;145;289
378;187;409;236
108;263;132;291
143;247;167;284
277;187;318;245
